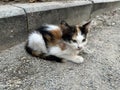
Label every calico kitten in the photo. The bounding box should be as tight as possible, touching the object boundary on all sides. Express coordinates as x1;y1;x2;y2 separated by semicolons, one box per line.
25;21;91;63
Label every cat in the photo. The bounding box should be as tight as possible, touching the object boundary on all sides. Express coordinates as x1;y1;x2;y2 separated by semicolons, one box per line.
25;21;91;63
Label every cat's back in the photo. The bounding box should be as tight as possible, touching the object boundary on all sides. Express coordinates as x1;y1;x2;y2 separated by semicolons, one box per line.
26;24;63;56
36;24;62;40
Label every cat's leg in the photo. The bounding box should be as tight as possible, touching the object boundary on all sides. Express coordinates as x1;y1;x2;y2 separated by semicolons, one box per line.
60;55;84;63
47;54;84;63
48;46;84;63
50;52;84;63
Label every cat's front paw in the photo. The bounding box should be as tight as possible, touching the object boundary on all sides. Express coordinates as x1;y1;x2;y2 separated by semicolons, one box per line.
73;56;84;63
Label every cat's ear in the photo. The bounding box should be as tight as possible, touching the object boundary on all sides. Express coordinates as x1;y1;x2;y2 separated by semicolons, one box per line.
82;21;91;31
80;21;91;35
60;20;69;30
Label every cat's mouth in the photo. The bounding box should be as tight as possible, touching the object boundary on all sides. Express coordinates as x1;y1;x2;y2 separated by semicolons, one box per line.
76;48;82;50
76;47;83;50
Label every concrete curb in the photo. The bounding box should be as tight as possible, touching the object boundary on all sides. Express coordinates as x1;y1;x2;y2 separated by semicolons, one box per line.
91;0;120;17
0;5;28;50
0;0;120;51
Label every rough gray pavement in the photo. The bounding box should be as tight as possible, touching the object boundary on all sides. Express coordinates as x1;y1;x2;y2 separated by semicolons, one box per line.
0;8;120;90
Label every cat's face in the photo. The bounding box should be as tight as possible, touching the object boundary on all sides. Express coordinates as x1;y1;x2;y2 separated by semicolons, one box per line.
60;21;91;50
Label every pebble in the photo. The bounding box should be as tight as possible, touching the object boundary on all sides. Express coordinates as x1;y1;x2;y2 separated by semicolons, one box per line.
111;22;116;26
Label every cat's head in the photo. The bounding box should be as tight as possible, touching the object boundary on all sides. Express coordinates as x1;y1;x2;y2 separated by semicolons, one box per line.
60;20;91;50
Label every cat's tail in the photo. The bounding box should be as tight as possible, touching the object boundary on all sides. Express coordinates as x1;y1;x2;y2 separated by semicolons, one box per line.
25;43;63;63
25;42;34;56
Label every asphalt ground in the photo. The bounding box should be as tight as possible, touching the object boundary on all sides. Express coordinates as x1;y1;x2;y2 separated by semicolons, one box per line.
0;8;120;90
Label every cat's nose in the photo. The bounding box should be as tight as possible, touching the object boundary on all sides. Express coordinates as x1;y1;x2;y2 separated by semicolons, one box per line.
77;46;82;50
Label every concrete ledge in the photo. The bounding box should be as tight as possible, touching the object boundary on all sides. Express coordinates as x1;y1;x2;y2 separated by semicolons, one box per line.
0;0;120;51
0;5;28;50
91;0;120;17
0;5;25;18
14;1;92;30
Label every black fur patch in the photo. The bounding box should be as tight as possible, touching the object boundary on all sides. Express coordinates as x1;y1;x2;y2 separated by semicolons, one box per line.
36;26;54;48
25;42;33;56
25;42;63;63
43;55;63;62
80;21;91;40
62;26;77;42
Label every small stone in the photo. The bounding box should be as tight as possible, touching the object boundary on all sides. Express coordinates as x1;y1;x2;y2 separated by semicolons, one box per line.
111;22;116;26
10;35;14;38
20;56;27;60
10;30;14;33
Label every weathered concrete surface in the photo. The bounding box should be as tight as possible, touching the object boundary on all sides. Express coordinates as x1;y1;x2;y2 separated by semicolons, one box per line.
0;5;28;50
14;1;92;30
91;0;120;18
0;5;25;18
0;8;120;90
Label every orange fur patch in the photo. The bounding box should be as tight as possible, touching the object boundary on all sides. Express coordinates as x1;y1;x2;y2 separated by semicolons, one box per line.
46;29;62;46
50;29;62;40
76;25;81;34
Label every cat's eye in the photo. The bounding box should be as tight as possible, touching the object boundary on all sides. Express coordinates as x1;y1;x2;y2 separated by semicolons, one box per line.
72;40;77;43
82;39;86;42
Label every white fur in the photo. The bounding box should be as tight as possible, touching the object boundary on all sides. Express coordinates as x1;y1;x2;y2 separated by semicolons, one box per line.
45;25;60;31
76;33;87;48
48;46;62;55
28;31;47;53
48;44;84;63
